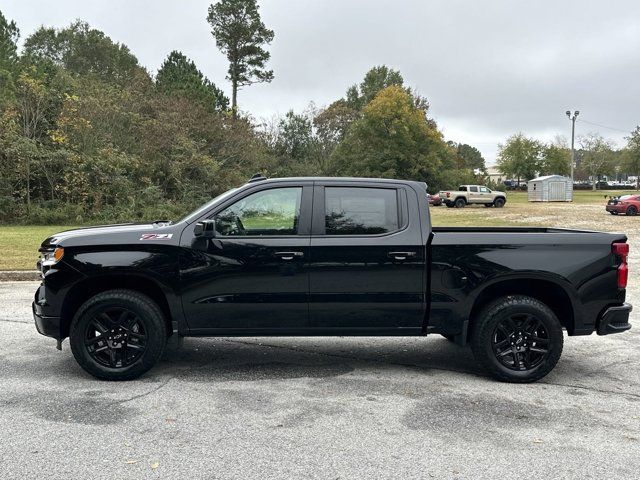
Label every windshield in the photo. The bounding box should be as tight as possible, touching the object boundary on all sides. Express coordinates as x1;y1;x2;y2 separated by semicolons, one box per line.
178;187;240;224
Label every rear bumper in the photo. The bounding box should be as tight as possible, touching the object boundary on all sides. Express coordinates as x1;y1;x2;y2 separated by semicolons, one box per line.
606;204;625;213
597;302;632;335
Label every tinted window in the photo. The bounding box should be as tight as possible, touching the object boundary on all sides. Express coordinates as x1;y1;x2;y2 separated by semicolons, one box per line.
213;187;302;236
325;187;399;235
459;186;467;191
469;186;478;192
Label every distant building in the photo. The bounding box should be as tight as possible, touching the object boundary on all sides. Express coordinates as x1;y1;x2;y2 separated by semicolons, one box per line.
528;175;573;202
486;166;505;184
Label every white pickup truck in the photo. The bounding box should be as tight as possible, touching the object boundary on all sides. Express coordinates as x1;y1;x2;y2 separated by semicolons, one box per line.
439;185;507;208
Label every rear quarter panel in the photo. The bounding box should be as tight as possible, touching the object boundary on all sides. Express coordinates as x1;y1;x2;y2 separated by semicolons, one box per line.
429;230;626;336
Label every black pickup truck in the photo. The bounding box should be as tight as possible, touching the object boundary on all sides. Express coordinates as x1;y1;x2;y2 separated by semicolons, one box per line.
33;176;632;382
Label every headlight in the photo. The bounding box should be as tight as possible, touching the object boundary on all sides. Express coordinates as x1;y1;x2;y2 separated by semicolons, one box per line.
40;246;64;267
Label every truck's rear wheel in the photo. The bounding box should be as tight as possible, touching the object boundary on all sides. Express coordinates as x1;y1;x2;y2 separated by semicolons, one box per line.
493;197;506;208
454;198;466;208
69;290;167;380
470;295;563;383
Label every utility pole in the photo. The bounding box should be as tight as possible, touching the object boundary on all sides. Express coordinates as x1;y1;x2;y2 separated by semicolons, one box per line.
566;110;579;183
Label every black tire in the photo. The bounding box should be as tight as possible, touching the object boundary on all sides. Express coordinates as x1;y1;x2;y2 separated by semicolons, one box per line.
470;295;563;383
493;197;506;208
626;206;637;216
69;289;167;380
609;211;616;215
484;203;493;207
445;202;455;208
454;198;466;208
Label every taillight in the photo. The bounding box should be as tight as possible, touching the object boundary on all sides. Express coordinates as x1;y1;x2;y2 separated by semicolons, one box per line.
446;192;450;198
613;242;629;288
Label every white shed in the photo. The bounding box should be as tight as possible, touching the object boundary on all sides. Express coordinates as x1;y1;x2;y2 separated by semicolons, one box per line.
527;175;573;202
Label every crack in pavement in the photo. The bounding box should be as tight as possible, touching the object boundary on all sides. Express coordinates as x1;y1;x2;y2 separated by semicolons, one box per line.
107;375;176;406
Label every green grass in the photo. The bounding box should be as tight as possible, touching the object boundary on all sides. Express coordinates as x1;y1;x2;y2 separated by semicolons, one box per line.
0;225;77;271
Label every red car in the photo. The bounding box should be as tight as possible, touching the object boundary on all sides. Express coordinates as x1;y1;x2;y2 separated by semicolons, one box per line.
606;195;640;216
427;193;442;206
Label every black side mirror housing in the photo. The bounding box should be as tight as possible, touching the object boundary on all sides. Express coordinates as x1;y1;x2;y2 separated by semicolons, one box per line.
194;219;216;238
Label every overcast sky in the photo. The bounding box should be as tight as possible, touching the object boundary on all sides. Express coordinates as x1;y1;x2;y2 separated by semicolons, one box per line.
3;0;639;163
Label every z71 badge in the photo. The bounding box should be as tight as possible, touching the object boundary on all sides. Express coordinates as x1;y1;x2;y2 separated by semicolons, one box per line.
140;233;173;241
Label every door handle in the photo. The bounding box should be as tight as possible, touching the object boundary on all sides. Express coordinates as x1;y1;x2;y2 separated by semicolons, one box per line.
274;251;304;261
388;251;416;261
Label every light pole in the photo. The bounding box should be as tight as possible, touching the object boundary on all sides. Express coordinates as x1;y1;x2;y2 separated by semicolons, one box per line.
566;110;579;183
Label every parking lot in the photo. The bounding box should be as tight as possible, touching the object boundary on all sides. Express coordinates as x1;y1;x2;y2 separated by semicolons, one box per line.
1;206;640;479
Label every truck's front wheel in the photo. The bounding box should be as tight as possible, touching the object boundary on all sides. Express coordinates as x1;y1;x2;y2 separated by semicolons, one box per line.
470;295;563;383
69;290;167;380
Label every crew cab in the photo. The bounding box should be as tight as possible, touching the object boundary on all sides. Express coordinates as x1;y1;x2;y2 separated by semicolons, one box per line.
440;185;507;208
33;176;632;382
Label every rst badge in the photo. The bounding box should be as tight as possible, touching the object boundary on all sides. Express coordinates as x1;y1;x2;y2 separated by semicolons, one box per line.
140;233;173;241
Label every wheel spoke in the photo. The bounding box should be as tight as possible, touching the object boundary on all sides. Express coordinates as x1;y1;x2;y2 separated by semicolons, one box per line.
85;334;106;346
503;316;519;335
93;317;110;334
494;338;510;350
126;342;144;351
109;348;117;367
530;336;549;346
497;348;513;357
511;347;522;369
529;346;548;354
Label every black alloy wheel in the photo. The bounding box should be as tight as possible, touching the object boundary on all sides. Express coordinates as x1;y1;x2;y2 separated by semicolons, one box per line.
70;290;167;380
626;206;637;216
491;313;549;371
470;295;563;383
84;307;147;369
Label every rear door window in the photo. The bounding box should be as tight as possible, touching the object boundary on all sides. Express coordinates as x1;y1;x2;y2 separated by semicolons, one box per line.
324;187;399;235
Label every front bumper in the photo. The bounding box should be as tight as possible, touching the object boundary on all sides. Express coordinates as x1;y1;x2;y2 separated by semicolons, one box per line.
597;302;632;335
33;285;62;340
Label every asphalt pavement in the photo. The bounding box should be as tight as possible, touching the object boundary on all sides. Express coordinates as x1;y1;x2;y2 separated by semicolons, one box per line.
1;281;639;479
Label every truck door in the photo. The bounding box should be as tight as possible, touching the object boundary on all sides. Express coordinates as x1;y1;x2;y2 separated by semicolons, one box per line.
308;182;425;332
179;182;312;333
468;185;480;203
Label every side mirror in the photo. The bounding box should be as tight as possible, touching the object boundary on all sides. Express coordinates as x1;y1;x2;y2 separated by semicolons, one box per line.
194;219;216;238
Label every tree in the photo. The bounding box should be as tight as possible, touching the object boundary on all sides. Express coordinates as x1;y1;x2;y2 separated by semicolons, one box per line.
346;65;404;110
448;142;485;171
0;10;19;71
624;126;640;190
23;20;141;83
540;136;570;176
497;133;542;183
207;0;274;117
330;85;447;183
156;50;229;111
579;132;615;190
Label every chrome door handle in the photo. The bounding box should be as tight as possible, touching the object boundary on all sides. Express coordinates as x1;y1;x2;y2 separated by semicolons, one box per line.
275;251;304;261
388;251;416;261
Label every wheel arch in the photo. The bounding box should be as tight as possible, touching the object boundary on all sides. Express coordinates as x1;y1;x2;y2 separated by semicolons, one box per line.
60;274;176;339
467;277;576;338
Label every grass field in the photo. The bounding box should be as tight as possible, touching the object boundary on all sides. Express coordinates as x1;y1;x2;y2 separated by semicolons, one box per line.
1;190;637;270
0;225;78;271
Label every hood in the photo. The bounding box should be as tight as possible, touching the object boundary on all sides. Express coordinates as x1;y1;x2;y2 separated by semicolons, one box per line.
40;222;180;249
